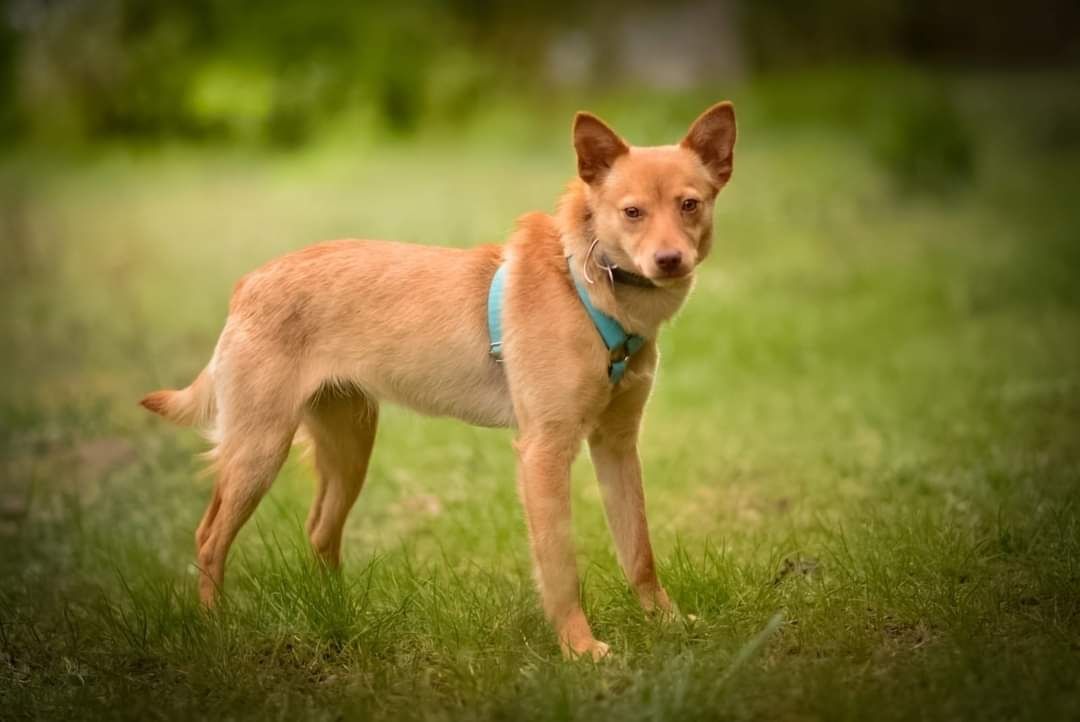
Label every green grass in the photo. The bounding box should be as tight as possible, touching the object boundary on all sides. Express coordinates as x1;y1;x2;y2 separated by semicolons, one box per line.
2;71;1079;721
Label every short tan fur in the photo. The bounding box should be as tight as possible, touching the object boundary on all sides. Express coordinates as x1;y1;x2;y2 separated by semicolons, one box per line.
141;102;736;659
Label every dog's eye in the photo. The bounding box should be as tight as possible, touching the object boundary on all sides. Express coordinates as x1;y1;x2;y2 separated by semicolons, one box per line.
623;207;641;219
681;198;700;213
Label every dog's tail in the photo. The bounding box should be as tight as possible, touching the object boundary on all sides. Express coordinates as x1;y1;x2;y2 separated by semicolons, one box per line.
140;368;216;427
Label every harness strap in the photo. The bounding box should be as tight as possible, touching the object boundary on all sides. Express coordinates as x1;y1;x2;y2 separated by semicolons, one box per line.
568;265;646;383
487;263;509;360
486;259;645;383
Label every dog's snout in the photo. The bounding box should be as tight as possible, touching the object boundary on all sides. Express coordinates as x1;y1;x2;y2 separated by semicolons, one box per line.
654;249;683;274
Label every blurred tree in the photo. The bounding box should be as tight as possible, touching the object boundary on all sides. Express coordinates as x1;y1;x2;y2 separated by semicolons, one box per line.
3;0;1077;146
0;8;18;143
741;0;1080;68
869;83;975;191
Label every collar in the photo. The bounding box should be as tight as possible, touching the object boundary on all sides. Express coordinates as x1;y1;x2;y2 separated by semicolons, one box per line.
580;229;657;289
600;254;657;289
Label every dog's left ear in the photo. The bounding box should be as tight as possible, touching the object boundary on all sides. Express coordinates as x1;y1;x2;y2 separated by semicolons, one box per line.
681;101;737;189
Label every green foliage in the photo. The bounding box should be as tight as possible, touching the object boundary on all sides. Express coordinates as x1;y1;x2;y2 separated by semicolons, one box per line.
869;84;975;190
742;67;977;190
8;0;1076;148
9;0;519;145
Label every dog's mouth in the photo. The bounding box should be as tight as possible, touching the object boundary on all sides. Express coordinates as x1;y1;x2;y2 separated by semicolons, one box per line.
638;259;694;285
649;269;694;286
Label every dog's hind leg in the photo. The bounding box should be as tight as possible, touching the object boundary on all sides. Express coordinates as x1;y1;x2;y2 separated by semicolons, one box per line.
196;432;296;606
302;389;378;568
195;485;222;552
195;366;304;607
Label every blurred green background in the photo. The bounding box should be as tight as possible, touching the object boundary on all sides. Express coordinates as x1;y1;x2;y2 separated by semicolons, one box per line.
2;2;1080;721
1;0;1077;148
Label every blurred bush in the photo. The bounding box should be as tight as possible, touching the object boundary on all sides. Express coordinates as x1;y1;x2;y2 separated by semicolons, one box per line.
6;0;556;146
744;67;977;190
869;85;974;191
1;0;1076;148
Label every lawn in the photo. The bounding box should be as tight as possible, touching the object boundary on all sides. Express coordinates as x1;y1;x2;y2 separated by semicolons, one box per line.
2;71;1079;721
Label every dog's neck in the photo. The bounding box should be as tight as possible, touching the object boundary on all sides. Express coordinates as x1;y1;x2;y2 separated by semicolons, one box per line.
556;179;694;340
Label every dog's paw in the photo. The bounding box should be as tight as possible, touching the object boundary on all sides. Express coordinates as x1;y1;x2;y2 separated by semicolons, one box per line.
641;589;701;625
655;605;700;628
640;587;677;619
563;638;611;662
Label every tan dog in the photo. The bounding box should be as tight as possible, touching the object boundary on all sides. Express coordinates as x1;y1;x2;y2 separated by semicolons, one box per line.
141;102;736;659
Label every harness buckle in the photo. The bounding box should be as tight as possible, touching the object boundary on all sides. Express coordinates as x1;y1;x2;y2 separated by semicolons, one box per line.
609;342;632;365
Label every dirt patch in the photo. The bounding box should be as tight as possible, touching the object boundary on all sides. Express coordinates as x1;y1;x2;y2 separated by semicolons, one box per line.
1;434;138;524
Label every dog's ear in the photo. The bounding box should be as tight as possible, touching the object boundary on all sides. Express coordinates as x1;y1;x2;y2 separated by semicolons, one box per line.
573;112;629;185
681;101;736;188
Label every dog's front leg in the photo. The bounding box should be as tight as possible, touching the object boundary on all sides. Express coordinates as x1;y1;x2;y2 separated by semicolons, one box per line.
515;431;608;660
588;379;674;617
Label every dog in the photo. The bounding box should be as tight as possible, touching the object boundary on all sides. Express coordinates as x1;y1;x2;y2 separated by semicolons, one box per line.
141;101;736;659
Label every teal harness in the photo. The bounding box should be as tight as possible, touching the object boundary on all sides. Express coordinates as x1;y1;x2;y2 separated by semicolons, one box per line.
487;259;645;384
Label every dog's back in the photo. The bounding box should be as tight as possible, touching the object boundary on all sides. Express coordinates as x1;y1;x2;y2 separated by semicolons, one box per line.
144;238;514;432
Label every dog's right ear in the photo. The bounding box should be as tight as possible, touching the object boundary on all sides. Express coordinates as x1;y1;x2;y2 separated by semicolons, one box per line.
573;112;629;185
681;101;736;189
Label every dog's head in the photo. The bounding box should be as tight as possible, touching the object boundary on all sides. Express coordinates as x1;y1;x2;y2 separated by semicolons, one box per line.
573;102;736;285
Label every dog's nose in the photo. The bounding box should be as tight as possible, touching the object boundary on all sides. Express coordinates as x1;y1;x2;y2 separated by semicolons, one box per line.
654;250;683;274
